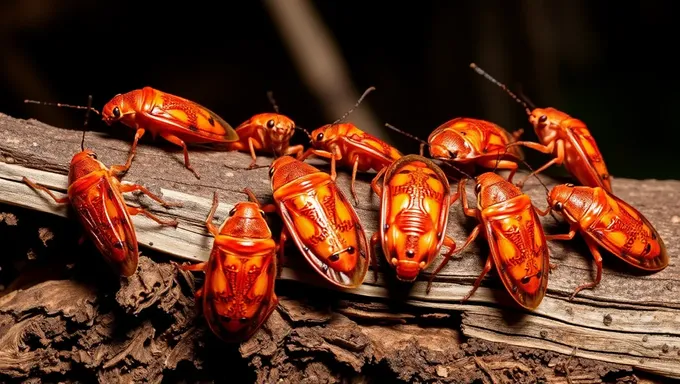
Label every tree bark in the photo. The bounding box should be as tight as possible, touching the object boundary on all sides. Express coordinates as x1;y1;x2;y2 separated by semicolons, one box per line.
0;112;678;383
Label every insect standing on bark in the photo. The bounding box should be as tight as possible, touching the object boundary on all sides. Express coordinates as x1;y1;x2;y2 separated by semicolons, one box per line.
265;155;373;288
297;87;403;206
26;86;240;179
469;63;613;193
425;155;552;310
385;118;524;182
22;96;181;277
225;91;308;169
370;154;459;281
544;183;668;299
179;189;279;342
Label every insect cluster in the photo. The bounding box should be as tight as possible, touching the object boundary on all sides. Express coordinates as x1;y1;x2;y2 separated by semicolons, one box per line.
21;63;668;343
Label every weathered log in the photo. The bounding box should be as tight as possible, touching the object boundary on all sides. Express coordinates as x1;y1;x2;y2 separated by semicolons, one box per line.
0;112;678;382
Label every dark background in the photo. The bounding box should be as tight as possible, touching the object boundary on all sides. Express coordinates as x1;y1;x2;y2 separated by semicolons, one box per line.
0;0;678;180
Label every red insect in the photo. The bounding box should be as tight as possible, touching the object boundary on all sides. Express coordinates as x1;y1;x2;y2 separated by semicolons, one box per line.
21;119;180;277
469;63;613;193
297;87;403;205
370;154;459;281
26;86;240;179
385;118;524;182
265;155;372;288
180;190;278;342
225;91;306;169
545;183;668;299
428;172;551;310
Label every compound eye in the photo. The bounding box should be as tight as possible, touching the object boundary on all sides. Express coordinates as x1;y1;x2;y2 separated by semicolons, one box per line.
260;210;266;218
268;167;275;177
316;132;324;141
112;106;121;119
229;207;237;216
266;119;275;129
89;153;97;159
475;183;482;193
554;202;564;212
538;115;548;123
566;183;574;187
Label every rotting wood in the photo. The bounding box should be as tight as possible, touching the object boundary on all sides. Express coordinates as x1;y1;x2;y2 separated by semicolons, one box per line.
0;112;678;381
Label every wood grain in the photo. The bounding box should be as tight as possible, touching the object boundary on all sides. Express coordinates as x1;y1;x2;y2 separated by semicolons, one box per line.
1;112;679;379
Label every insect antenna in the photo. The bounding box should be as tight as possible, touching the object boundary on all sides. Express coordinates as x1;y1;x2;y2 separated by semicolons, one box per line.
332;86;376;125
24;98;101;115
469;63;531;116
510;150;560;223
80;95;94;151
266;91;280;113
516;83;537;109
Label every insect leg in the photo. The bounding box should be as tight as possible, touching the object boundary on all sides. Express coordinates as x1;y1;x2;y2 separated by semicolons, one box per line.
22;177;69;204
284;144;305;158
545;226;577;241
458;179;478;217
277;228;290;278
204;191;220;236
179;262;207;272
126;206;179;227
297;148;342;179
479;158;519;183
512;128;524;140
120;128;146;175
350;155;360;206
426;224;482;294
370;232;380;283
515;140;564;188
570;237;603;300
370;167;387;196
461;253;494;303
247;137;259;169
419;142;426;156
159;132;201;179
118;183;182;208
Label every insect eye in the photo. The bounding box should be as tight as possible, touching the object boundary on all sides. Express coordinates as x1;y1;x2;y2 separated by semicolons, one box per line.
475;183;482;193
260;210;266;218
112;106;121;119
89;153;97;159
268;167;275;177
554;202;563;211
538;115;548;123
229;207;237;216
316;132;324;141
566;183;574;188
266;119;275;129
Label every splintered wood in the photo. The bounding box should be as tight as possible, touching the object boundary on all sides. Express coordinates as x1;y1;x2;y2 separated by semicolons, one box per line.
1;112;679;380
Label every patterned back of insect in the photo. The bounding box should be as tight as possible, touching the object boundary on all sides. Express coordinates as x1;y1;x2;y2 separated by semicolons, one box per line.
474;172;550;309
269;155;370;288
548;184;668;272
376;155;455;281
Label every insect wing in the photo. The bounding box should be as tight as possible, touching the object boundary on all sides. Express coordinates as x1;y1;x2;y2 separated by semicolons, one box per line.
70;177;139;276
345;132;403;164
143;93;239;142
564;126;612;192
202;244;278;342
278;182;370;288
484;195;549;309
588;190;668;271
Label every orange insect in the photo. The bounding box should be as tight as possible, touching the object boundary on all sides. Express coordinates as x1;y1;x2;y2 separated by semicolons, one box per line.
545;183;668;299
225;91;307;169
427;171;551;310
266;155;372;288
370;154;459;281
180;190;278;342
385;118;524;182
297;87;403;205
21;106;180;276
26;86;240;179
469;63;613;193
